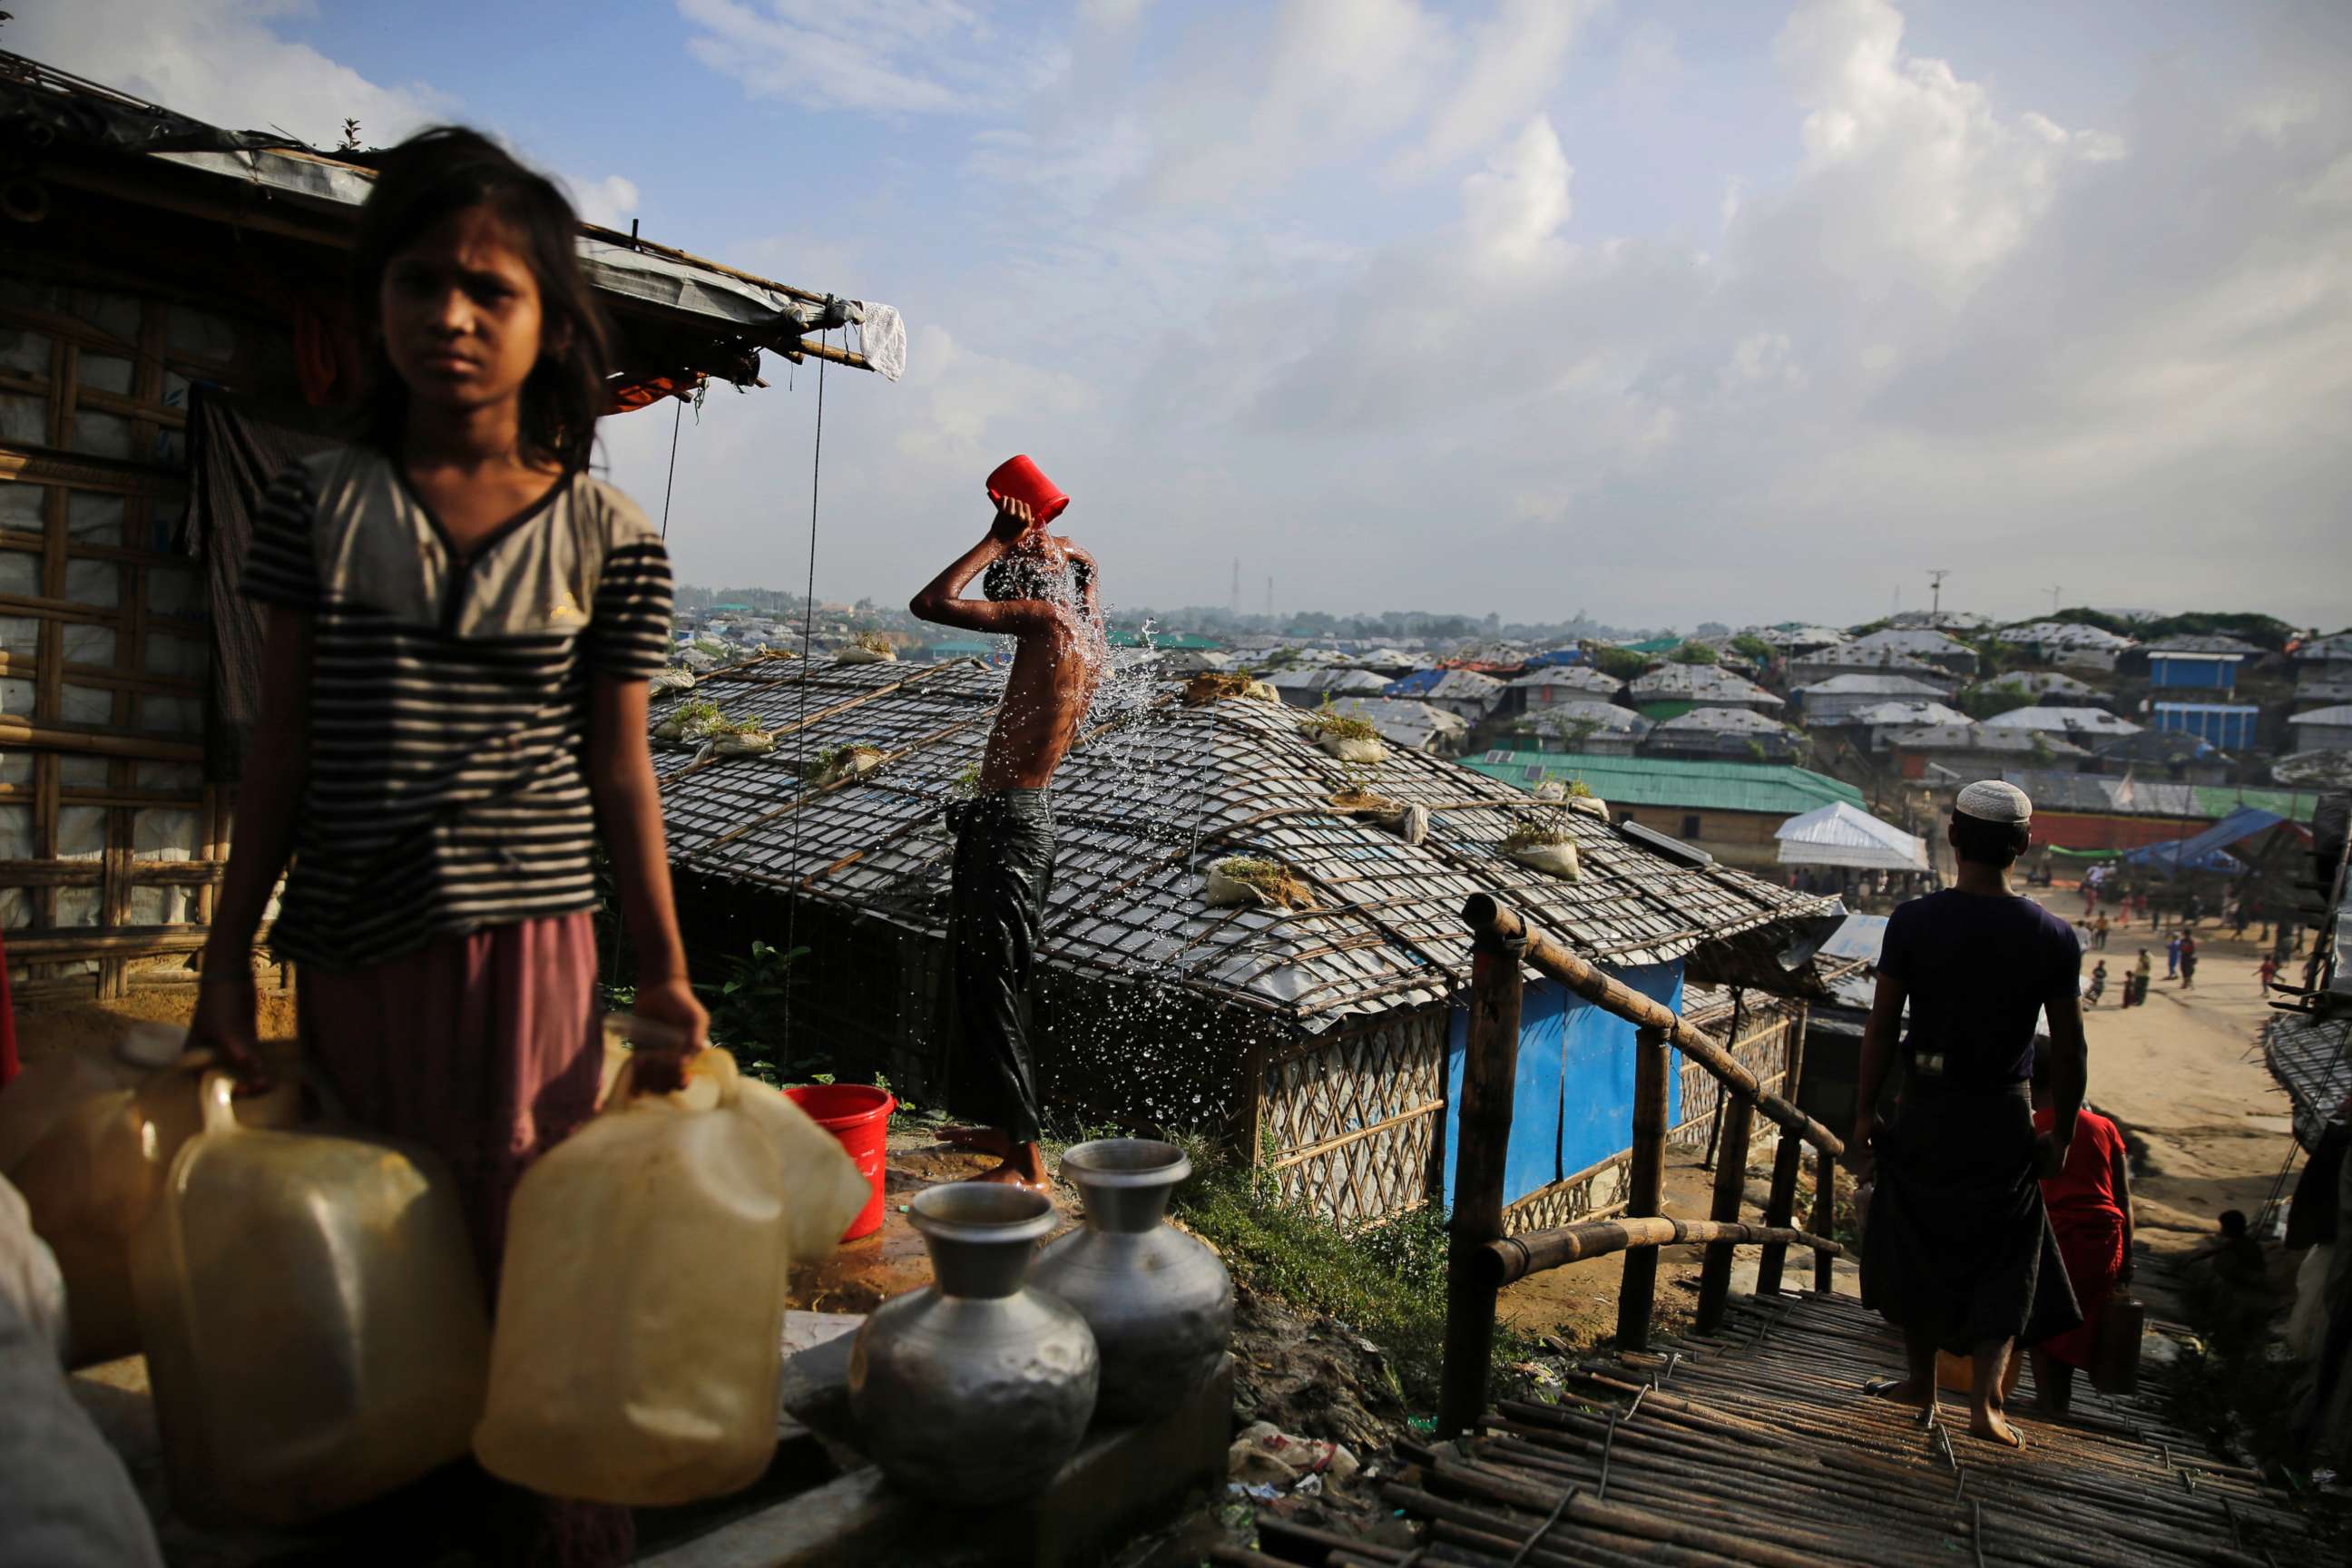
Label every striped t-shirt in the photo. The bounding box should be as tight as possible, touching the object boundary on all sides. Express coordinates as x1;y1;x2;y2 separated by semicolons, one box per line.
241;446;673;972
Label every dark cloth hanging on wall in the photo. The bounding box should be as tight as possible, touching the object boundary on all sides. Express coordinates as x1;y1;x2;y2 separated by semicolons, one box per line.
181;387;343;781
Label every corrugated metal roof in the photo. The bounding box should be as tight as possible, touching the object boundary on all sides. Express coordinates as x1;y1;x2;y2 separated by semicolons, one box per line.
1464;750;1863;815
1792;673;1949;698
654;661;1838;1031
1628;664;1785;705
2001;769;2323;823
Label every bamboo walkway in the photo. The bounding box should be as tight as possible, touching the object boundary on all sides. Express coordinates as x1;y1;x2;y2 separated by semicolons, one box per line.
1227;1290;2327;1568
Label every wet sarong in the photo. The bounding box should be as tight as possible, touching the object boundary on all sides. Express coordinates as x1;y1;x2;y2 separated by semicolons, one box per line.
945;789;1054;1145
1862;1079;2082;1355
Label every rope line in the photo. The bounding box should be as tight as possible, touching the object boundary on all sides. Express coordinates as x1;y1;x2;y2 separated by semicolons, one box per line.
657;394;683;540
782;334;828;1047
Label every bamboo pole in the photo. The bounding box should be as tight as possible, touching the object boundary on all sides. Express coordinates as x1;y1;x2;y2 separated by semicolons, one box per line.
1755;1009;1808;1296
1460;894;1844;1160
1694;1093;1755;1335
1617;1024;1671;1350
1812;1143;1838;1292
1437;918;1526;1437
1483;1217;1847;1289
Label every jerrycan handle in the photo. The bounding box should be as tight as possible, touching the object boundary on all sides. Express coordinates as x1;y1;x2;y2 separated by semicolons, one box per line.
601;1045;739;1115
196;1071;243;1136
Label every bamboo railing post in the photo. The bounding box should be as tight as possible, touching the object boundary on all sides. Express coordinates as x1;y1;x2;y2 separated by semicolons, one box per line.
1755;1012;1808;1296
1436;915;1526;1438
1616;1025;1671;1350
1693;1093;1753;1335
1812;1143;1838;1292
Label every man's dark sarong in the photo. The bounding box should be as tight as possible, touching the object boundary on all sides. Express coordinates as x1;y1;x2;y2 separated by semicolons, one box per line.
944;789;1054;1145
1862;1080;2082;1355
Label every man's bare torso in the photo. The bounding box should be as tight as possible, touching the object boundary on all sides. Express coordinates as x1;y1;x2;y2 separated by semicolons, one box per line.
979;612;1102;790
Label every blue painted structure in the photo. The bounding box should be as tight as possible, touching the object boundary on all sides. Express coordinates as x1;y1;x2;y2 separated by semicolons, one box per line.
1385;669;1446;698
1442;962;1685;1209
2149;653;2239;691
2152;701;2259;751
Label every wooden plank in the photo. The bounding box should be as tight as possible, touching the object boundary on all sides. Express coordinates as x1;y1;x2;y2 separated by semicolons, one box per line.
1616;1024;1671;1350
1813;1143;1838;1292
1755;1003;1808;1297
0;592;206;639
0;368;189;429
0;442;188;496
0;527;195;570
1436;924;1526;1439
0;717;204;762
1694;1092;1754;1334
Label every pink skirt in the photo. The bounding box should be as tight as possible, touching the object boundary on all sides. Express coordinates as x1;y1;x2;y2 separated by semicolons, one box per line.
297;910;605;1297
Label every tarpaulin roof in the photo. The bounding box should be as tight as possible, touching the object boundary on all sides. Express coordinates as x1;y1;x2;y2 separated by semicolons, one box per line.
1774;801;1930;872
0;48;904;382
2117;806;2283;876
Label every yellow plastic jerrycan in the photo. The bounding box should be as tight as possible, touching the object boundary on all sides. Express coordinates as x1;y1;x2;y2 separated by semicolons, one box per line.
475;1048;868;1507
13;1051;298;1367
131;1072;490;1525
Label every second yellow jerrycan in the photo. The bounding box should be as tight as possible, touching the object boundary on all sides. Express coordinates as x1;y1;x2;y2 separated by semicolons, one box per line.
14;1050;298;1367
131;1072;489;1526
474;1048;868;1507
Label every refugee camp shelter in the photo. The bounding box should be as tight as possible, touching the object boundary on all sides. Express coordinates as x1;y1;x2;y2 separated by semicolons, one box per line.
1504;700;1652;757
0;50;892;999
1790;672;1952;726
1625;663;1783;719
1318;696;1470;756
1463;750;1861;872
2289;706;2352;753
1642;706;1804;763
1775;802;1930;875
654;661;1839;1227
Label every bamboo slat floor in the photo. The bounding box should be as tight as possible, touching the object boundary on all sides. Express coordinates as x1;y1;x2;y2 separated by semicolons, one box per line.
1241;1289;2328;1568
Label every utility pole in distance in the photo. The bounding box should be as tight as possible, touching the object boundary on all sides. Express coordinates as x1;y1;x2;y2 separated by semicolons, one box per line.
1926;568;1951;617
2047;583;2063;616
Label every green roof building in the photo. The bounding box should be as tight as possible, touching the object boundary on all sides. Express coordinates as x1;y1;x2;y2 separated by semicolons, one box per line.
1461;750;1867;871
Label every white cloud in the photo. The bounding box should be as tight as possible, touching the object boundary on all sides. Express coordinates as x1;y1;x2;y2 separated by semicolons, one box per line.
1462;114;1575;270
12;0;456;149
676;0;1034;116
1398;0;1602;177
571;174;641;231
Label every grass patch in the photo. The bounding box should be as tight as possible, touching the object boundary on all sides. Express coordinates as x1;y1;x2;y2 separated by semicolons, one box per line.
1303;699;1382;744
1503;818;1572;852
1170;1154;1532;1409
1210;855;1314;909
850;630;896;655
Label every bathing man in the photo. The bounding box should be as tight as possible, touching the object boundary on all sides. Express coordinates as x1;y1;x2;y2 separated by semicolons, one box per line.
909;494;1103;1189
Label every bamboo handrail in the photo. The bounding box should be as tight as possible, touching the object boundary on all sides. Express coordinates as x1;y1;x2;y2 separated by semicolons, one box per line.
1479;1216;1849;1289
1461;892;1845;1160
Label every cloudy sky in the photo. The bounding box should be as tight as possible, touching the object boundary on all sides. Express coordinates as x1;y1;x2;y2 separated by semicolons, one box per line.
21;1;2352;629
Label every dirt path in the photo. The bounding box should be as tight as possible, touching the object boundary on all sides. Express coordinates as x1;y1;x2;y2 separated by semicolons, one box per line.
2048;885;2300;1257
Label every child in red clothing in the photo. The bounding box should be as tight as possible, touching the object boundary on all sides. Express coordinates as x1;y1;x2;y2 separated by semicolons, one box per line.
2027;1045;2134;1413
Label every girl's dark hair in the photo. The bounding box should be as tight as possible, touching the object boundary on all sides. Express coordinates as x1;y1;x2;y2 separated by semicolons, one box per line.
352;127;613;472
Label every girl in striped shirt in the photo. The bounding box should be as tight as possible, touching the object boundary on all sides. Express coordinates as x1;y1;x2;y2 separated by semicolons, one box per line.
191;128;703;1563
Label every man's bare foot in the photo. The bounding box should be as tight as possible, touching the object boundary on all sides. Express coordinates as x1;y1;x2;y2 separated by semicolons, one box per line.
1864;1377;1934;1408
971;1142;1048;1191
1971;1410;2026;1449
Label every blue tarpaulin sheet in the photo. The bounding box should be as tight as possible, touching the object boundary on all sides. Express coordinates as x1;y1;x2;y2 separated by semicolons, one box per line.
1444;962;1685;1210
2119;805;2282;876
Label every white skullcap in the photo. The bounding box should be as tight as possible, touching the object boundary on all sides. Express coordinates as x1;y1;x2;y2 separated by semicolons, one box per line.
1955;779;2033;825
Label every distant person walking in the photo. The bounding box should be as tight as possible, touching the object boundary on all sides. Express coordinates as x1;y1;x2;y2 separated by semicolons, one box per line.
2094;914;2110;951
2166;934;2182;980
2132;949;2153;1006
2259;955;2280;995
2087;961;2108;1007
1854;781;2085;1450
2180;934;2199;989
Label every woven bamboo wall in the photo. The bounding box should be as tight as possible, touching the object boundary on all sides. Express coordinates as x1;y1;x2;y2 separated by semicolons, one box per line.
0;261;293;1002
1259;1006;1448;1226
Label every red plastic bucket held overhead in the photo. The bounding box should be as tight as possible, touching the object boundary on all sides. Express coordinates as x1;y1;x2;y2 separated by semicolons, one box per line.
784;1083;897;1241
984;455;1069;530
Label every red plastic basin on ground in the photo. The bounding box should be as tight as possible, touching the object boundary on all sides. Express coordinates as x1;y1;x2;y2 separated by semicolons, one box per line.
785;1083;897;1241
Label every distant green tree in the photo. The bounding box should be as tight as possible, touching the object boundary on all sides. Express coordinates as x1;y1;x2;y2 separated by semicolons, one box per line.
1588;645;1653;681
1669;641;1720;665
1730;634;1776;664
